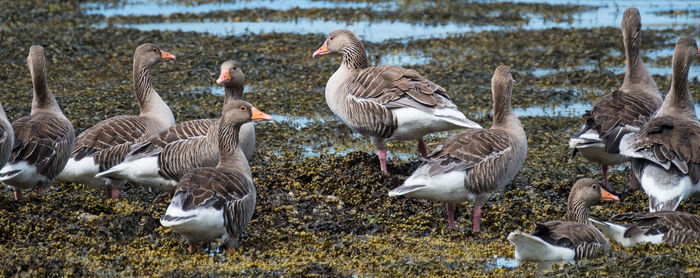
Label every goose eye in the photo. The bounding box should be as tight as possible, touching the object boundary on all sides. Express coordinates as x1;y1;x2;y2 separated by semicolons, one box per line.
232;67;237;70
329;36;334;41
240;106;247;111
152;47;158;52
592;184;598;189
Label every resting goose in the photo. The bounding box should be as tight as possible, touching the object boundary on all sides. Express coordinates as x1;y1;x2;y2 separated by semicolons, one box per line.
56;43;176;199
0;45;75;200
388;66;526;231
590;211;700;246
312;29;481;174
619;37;700;211
508;178;619;261
160;100;271;253
569;8;662;192
96;61;255;192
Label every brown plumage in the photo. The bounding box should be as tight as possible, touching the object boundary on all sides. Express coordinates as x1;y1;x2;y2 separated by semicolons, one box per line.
313;29;481;174
160;100;271;252
569;8;662;191
95;61;255;192
56;43;176;199
388;66;525;232
591;211;700;246
508;178;619;261
0;45;75;200
619;37;700;212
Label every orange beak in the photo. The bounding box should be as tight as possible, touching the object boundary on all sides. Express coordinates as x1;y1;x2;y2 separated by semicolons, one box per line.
312;41;329;58
160;50;176;61
600;188;619;202
216;70;230;84
251;107;273;122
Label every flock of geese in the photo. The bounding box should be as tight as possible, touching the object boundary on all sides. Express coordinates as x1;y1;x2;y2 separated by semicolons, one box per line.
0;7;698;261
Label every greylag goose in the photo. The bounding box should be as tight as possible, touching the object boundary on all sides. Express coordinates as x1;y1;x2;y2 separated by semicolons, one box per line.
56;43;176;199
160;100;271;253
569;8;662;192
619;37;700;211
95;61;255;192
388;66;526;231
312;29;481;174
0;98;13;178
0;45;75;200
508;178;619;261
590;211;700;246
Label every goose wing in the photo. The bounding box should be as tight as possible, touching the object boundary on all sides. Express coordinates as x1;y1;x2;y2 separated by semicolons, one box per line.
10;114;75;179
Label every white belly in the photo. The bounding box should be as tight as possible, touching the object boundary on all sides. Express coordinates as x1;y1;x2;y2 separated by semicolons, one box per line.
0;161;48;189
391;107;466;141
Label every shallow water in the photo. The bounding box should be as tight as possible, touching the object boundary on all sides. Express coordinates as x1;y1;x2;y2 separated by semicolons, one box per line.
92;0;700;42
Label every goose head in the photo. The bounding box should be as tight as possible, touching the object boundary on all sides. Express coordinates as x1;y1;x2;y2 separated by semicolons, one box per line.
222;100;272;126
216;60;245;86
134;43;176;69
312;29;361;58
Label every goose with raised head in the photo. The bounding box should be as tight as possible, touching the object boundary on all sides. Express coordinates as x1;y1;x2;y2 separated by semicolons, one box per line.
160;100;272;253
56;43;176;199
312;29;481;174
0;45;75;200
508;178;619;261
569;8;662;192
590;211;700;246
619;37;700;212
388;66;526;232
96;61;255;192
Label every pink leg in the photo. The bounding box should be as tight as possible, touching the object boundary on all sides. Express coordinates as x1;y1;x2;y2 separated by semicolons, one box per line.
629;170;637;189
188;244;196;253
418;138;428;157
601;164;613;192
106;188;120;199
13;190;22;201
446;203;457;230
378;149;388;175
473;205;482;232
36;187;46;196
109;188;120;199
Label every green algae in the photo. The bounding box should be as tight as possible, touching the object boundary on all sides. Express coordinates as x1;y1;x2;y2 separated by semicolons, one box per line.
0;0;699;276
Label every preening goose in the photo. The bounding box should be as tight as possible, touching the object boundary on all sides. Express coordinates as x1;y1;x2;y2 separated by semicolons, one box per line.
160;100;272;253
0;45;75;200
508;178;619;261
96;61;255;192
312;29;481;174
590;211;700;246
619;37;700;212
569;8;662;192
388;66;526;231
56;43;176;199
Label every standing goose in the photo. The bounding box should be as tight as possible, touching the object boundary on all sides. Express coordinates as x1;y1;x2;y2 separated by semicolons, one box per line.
619;37;700;211
0;45;75;200
508;178;619;261
388;66;526;231
56;43;176;199
96;61;255;192
160;100;271;253
312;29;481;174
569;8;662;192
590;211;700;246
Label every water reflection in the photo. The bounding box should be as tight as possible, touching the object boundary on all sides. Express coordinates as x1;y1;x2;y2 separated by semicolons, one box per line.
91;0;700;42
